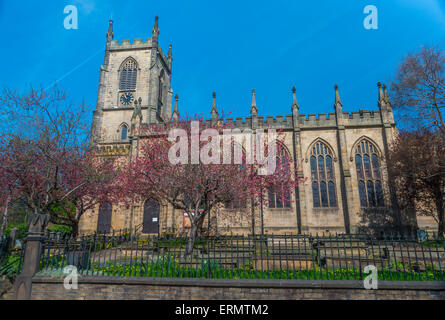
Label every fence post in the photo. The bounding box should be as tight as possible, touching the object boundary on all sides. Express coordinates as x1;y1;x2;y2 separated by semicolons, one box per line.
14;212;49;300
9;228;18;249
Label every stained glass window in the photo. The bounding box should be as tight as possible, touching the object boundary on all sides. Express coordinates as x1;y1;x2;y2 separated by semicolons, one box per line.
355;139;384;207
310;141;337;208
121;125;128;140
268;146;291;208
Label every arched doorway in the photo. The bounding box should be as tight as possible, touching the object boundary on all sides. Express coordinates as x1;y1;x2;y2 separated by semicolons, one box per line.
143;199;160;234
97;202;112;234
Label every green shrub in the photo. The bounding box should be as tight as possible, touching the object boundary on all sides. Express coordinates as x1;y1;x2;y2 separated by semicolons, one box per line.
0;255;21;280
47;225;72;236
421;240;445;248
4;223;27;240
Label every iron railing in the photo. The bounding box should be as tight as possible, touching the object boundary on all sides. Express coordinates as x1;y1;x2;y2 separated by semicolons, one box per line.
0;236;10;263
0;235;23;279
36;233;445;281
73;224;143;239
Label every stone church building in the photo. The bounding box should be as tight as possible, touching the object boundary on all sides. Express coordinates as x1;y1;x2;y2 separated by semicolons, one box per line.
78;17;435;236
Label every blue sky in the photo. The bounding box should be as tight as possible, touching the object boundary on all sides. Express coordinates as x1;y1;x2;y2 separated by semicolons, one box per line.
0;0;444;123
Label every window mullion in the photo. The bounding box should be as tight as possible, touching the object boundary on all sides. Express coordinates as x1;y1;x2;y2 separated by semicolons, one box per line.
317;158;322;206
323;155;331;207
360;154;368;207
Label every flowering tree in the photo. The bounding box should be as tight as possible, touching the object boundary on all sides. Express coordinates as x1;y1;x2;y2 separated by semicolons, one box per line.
0;87;120;238
120;115;299;254
0;139;21;237
0;139;119;237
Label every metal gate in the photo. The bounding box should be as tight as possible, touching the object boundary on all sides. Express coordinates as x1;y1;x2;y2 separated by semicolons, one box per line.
97;202;112;234
142;199;160;234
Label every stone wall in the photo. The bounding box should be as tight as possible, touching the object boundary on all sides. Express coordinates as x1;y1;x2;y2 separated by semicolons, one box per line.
30;277;445;300
0;277;13;300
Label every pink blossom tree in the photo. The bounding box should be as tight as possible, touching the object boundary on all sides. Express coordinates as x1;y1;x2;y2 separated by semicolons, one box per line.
120;115;300;254
0;87;120;238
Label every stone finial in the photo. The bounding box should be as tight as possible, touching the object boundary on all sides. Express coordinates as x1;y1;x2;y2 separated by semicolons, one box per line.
151;16;159;43
167;44;172;58
377;81;384;102
27;213;50;234
383;83;392;110
250;89;258;115
172;94;180;121
167;44;173;68
107;19;114;42
334;84;342;110
291;86;299;111
153;16;159;31
211;91;218;119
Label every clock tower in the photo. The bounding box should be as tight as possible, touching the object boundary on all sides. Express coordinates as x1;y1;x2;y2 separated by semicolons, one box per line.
91;16;173;145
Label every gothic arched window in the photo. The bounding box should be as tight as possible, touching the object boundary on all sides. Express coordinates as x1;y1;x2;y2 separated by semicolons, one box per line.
224;142;248;210
121;124;128;140
157;70;164;115
119;58;137;91
268;146;291;208
354;139;384;207
310;141;337;207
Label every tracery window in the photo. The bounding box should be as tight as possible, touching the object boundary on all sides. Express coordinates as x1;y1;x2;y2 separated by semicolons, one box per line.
310;141;337;207
119;58;137;91
354;139;384;207
268;146;291;208
225;198;247;209
225;142;247;209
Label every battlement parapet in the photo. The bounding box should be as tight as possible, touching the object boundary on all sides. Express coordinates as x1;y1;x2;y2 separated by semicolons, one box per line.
221;110;383;130
259;115;293;129
96;143;131;156
299;112;337;127
344;109;382;126
225;117;251;129
110;38;153;50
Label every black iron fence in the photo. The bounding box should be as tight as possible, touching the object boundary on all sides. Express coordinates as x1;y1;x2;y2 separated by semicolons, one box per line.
0;236;10;263
0;235;23;280
36;232;445;281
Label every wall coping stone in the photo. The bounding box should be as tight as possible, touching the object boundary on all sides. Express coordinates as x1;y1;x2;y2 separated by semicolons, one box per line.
32;276;445;291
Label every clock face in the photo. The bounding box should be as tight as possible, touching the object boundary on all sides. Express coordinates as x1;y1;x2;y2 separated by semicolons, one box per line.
120;92;134;106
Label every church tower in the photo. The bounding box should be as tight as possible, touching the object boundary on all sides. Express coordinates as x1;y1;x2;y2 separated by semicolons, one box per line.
91;16;173;145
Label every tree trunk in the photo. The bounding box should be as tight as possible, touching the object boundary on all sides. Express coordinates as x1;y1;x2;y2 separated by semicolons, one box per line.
71;222;79;239
0;195;10;238
250;198;255;237
405;207;419;236
434;189;445;238
185;214;204;256
404;177;419;235
185;223;198;256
